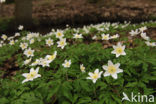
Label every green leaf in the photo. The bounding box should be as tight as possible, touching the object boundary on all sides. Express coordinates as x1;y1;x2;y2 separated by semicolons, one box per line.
0;97;9;104
78;97;92;104
125;82;138;87
47;83;60;101
72;94;79;103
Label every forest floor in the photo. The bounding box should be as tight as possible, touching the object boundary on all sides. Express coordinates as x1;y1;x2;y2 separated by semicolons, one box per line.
1;0;156;37
2;0;156;25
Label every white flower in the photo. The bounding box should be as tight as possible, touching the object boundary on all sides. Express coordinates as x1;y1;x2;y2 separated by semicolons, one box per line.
80;64;85;73
111;42;126;57
24;48;35;57
56;30;64;39
18;25;24;30
27;33;33;40
145;41;156;47
39;58;51;67
83;26;89;33
24;58;31;65
30;38;35;44
140;32;150;41
139;26;147;32
9;40;15;45
62;60;71;68
15;33;20;37
20;43;28;50
1;34;7;40
22;37;26;40
22;67;41;83
15;40;18;42
57;38;67;49
92;35;97;40
7;36;14;41
87;69;103;83
0;43;2;47
97;28;104;31
31;59;40;66
46;38;54;46
45;51;57;62
73;33;83;39
101;34;110;40
103;60;123;79
129;29;139;36
110;34;119;39
0;41;4;44
26;33;39;40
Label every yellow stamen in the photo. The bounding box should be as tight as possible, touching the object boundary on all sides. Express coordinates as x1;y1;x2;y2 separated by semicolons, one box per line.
116;47;123;54
28;51;32;55
91;73;98;79
60;41;65;46
108;66;116;74
57;32;62;36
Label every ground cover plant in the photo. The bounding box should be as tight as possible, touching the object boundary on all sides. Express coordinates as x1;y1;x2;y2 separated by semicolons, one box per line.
0;21;156;104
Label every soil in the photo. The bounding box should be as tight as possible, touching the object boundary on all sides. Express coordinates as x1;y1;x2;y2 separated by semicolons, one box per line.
2;0;156;26
148;28;156;40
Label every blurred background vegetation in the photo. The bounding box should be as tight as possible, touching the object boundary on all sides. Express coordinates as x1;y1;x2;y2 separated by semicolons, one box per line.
0;0;156;34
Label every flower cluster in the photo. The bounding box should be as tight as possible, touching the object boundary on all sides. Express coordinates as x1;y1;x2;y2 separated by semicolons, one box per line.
87;60;123;83
0;23;155;85
31;51;57;67
129;26;156;47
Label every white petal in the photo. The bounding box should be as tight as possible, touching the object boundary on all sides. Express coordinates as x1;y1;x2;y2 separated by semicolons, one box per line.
62;63;65;67
115;63;120;68
88;72;93;77
93;79;97;83
116;54;120;57
36;67;39;73
111;50;116;54
95;69;99;74
34;74;41;78
108;60;113;66
122;52;126;55
22;79;29;83
22;73;29;77
112;45;116;49
102;65;108;70
29;78;34;81
117;42;122;47
104;71;110;77
30;68;34;72
86;77;92;79
111;74;118;79
117;69;123;73
99;71;103;77
122;45;126;50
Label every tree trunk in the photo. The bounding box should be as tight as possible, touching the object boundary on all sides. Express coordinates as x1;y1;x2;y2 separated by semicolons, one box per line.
15;0;32;27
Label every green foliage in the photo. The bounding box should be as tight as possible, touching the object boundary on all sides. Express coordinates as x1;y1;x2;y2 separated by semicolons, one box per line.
0;22;156;104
